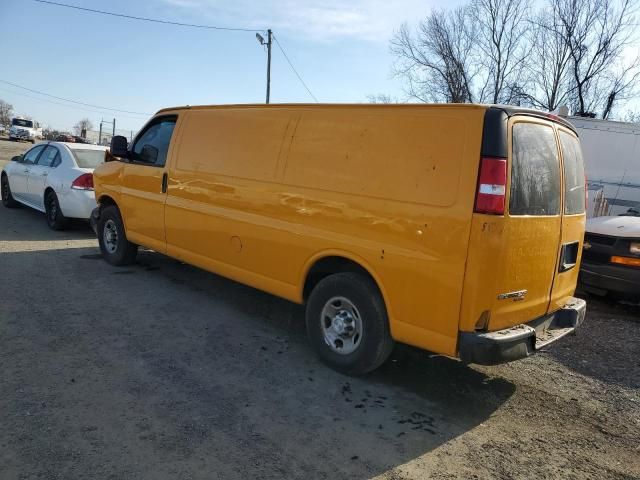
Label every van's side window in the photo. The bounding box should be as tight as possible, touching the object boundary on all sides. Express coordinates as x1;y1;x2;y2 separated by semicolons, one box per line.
510;123;560;216
559;131;586;215
131;116;177;167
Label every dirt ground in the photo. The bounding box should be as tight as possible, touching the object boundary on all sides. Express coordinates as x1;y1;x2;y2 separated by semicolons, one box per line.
0;136;32;169
0;139;639;479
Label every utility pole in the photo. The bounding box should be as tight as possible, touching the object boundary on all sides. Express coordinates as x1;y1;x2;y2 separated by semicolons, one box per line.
256;29;272;104
266;29;272;104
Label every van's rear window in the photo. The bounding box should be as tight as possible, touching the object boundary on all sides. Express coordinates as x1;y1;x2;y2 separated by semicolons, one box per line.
510;123;560;216
559;131;585;214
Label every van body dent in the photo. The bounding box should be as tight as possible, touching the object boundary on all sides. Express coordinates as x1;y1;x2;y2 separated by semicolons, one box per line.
92;104;586;374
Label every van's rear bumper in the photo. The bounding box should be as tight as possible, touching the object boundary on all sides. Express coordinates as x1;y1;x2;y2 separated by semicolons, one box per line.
458;297;586;365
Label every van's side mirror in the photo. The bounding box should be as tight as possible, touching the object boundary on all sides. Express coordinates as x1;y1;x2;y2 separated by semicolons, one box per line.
141;144;159;164
110;135;129;158
11;155;22;162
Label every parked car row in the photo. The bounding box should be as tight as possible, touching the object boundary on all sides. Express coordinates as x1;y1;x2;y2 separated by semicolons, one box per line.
1;104;637;375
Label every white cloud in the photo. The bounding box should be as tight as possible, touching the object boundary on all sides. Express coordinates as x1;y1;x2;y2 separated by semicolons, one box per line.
160;0;437;42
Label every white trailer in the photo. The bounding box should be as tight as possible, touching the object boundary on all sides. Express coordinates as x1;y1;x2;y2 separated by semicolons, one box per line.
565;116;640;217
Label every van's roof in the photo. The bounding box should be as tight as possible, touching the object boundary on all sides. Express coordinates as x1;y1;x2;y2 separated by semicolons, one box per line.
155;103;577;133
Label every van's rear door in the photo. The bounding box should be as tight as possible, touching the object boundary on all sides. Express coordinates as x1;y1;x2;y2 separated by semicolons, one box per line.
485;116;564;330
548;127;586;310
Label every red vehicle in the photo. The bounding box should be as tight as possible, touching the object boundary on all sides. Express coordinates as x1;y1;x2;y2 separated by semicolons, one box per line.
55;134;76;143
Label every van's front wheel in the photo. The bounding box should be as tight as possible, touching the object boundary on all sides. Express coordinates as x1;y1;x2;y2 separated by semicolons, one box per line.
306;272;394;375
98;205;138;266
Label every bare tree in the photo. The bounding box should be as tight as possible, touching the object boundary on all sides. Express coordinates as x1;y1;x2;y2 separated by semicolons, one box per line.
390;6;477;103
0;99;13;129
525;10;573;111
472;0;531;103
600;59;640;118
366;94;400;104
388;0;639;118
551;0;638;117
624;109;640;123
73;118;93;137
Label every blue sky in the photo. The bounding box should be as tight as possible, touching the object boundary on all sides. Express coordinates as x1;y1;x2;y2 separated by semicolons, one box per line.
0;0;457;132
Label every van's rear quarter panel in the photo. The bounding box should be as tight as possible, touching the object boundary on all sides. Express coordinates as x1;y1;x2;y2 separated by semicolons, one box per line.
165;106;486;356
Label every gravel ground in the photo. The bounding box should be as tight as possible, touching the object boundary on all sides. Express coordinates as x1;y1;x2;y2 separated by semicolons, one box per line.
0;141;639;479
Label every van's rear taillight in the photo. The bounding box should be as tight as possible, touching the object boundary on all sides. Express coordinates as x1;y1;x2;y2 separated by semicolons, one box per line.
474;157;507;215
71;173;94;190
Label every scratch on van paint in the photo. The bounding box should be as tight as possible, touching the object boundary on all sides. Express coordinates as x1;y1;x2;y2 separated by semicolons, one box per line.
275;117;292;177
280;116;301;177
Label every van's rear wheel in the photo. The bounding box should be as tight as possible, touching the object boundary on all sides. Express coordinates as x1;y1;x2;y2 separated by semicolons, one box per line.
306;272;394;375
98;205;138;266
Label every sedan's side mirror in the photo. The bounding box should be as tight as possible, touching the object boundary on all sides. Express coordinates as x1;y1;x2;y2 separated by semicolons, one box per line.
110;135;129;158
11;155;22;162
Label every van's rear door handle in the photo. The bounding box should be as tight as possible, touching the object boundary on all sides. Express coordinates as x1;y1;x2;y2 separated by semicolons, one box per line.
559;241;580;272
161;172;168;193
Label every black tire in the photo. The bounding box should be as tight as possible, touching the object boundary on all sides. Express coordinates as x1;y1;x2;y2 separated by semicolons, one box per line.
97;205;138;266
44;190;68;231
305;272;395;375
1;174;19;208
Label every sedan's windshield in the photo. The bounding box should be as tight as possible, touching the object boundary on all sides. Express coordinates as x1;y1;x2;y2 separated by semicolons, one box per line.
72;149;106;168
12;119;33;128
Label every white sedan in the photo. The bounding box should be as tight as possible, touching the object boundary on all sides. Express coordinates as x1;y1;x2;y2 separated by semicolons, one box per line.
1;142;108;230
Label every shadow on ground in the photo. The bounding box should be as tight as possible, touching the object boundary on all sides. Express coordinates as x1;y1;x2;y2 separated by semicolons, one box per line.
0;242;515;480
0;204;95;241
543;291;640;389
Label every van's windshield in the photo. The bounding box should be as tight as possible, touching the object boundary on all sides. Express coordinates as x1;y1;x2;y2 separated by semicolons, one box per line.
12;119;34;128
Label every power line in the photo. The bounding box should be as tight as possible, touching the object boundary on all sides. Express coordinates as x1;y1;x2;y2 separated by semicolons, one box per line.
0;79;152;116
272;35;319;103
32;0;261;32
0;86;150;121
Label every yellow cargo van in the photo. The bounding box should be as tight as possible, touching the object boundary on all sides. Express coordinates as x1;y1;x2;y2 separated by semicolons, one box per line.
91;104;586;374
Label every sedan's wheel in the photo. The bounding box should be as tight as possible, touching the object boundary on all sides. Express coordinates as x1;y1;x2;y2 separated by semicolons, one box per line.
45;191;68;230
97;205;138;266
1;175;19;208
306;272;395;375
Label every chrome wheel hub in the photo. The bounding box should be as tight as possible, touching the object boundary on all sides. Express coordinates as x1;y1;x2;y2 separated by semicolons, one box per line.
103;219;118;254
321;296;363;355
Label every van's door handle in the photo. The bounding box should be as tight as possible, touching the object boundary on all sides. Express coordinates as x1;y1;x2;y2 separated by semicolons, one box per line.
41;172;48;176
161;172;168;193
559;241;580;272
